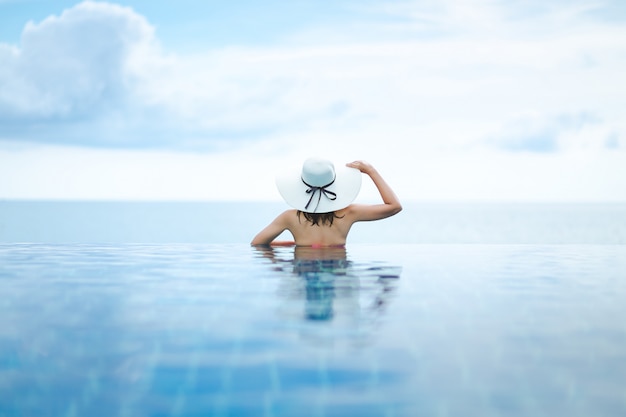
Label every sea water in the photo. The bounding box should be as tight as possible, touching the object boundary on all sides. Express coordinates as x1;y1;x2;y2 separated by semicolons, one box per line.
1;201;625;244
1;202;626;416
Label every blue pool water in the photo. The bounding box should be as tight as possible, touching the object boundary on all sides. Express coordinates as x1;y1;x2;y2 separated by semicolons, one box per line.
1;243;626;416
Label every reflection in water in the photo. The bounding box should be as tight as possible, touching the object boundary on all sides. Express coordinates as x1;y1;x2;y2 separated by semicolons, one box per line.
294;247;351;321
254;246;401;324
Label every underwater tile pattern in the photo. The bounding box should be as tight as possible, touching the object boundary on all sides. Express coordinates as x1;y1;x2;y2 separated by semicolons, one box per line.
1;243;625;416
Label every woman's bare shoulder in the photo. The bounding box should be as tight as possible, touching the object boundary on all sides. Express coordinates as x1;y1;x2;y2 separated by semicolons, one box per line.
335;205;358;220
337;204;359;215
339;203;401;222
277;209;298;223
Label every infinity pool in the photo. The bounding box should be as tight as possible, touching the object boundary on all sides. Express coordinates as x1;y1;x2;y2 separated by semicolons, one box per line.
1;243;625;416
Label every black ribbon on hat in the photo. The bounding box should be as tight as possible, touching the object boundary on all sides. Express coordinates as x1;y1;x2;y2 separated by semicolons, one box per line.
302;177;337;212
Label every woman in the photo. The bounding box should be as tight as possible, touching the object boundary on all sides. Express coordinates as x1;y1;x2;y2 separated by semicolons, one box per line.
251;158;402;247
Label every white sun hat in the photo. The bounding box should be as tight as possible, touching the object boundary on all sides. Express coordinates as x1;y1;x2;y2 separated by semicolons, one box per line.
275;157;362;213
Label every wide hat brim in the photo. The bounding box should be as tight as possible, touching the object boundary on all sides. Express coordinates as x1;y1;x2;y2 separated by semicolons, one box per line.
276;163;362;213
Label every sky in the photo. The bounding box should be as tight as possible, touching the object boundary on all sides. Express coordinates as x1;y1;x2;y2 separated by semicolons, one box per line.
1;0;625;202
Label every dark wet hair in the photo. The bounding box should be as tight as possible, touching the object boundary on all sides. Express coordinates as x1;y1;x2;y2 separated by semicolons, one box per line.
297;211;344;226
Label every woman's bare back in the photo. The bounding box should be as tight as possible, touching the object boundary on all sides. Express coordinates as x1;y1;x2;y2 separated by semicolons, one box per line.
251;161;402;247
282;208;353;247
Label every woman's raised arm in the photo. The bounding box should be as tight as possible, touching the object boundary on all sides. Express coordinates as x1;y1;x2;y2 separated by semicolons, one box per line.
345;161;402;222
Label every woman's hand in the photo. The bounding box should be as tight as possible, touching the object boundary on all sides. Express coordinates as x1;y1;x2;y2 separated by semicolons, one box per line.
346;160;375;175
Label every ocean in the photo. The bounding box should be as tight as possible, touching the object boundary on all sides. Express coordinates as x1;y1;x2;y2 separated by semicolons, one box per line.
1;201;625;416
1;201;625;244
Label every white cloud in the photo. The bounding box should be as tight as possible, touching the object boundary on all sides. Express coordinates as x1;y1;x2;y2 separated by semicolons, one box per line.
1;0;625;200
131;0;626;155
0;1;157;122
485;112;606;153
1;0;625;151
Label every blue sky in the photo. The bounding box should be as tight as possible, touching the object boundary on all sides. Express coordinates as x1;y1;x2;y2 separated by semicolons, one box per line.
0;0;372;50
1;0;625;201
